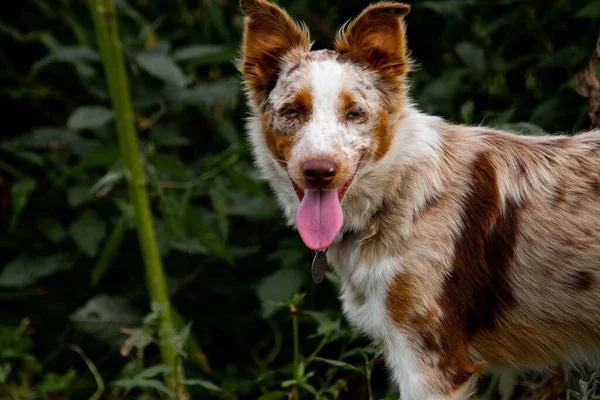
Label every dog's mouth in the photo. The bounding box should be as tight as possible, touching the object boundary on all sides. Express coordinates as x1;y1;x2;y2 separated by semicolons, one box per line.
290;164;360;251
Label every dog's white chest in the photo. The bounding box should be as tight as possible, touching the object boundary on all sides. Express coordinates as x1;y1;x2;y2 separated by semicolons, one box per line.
329;247;432;399
328;246;401;341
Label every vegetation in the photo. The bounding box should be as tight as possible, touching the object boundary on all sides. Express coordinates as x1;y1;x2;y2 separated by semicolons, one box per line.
0;0;598;399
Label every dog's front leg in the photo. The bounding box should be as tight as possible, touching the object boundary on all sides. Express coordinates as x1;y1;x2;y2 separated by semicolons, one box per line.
384;330;484;400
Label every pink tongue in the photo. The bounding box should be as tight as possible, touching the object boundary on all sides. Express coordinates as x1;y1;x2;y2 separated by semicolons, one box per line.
296;189;344;250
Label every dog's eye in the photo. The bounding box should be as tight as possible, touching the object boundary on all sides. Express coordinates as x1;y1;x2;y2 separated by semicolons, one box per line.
285;108;299;118
346;111;361;120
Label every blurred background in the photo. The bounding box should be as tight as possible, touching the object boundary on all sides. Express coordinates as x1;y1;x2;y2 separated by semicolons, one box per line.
0;0;598;399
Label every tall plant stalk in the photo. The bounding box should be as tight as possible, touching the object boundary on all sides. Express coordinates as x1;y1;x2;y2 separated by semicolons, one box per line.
290;304;300;400
87;0;185;397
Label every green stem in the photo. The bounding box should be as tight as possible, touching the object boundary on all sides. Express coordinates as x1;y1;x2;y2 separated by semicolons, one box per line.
291;305;300;400
305;333;330;366
366;367;373;400
86;1;185;397
70;345;104;400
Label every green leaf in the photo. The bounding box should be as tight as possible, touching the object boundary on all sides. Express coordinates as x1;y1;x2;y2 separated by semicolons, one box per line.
171;44;236;64
456;42;485;73
32;45;100;72
227;192;278;221
167;238;208;254
175;321;193;356
70;294;143;345
10;179;36;227
497;371;518;400
460;100;474;124
6;128;99;156
36;217;67;243
303;311;340;336
135;364;174;380
314;357;363;373
185;208;233;263
69;210;107;257
300;382;318;396
91;217;127;286
0;254;76;288
280;379;296;388
149;154;190;179
257;269;303;318
70;147;121;171
257;391;286;400
576;1;600;18
0;363;11;383
210;178;229;239
67;185;93;207
89;169;125;194
164;77;240;107
38;369;77;393
181;379;223;392
420;0;473;17
149;123;190;148
67;106;114;131
136;52;188;88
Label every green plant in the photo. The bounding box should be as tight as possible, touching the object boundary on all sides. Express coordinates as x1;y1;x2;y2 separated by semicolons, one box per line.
86;0;185;395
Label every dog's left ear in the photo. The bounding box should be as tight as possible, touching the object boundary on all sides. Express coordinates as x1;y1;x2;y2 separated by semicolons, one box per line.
239;0;311;106
335;2;411;81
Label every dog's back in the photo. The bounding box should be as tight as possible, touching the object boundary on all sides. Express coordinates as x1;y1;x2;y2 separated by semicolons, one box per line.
443;126;600;369
407;124;600;368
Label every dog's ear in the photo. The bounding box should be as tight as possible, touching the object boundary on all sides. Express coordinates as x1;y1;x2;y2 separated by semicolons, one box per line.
239;0;311;106
335;2;411;81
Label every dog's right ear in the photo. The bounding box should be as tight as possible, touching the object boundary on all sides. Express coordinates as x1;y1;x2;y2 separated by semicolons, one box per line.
239;0;311;106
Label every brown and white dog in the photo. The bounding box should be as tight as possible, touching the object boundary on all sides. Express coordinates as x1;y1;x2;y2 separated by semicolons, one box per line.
238;0;600;398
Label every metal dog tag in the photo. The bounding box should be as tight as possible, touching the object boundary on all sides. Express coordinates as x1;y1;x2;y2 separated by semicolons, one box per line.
311;250;328;284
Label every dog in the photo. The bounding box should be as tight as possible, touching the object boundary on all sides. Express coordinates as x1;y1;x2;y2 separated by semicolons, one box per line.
238;0;600;398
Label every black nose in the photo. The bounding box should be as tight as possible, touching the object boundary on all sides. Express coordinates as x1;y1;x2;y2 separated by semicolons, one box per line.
302;159;337;188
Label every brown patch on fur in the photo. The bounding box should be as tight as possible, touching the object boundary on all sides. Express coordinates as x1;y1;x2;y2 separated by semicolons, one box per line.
372;111;393;161
566;270;595;291
418;153;519;391
386;273;414;325
261;113;296;167
294;87;313;114
240;0;311;106
339;90;355;113
412;307;486;390
590;177;600;197
443;153;518;332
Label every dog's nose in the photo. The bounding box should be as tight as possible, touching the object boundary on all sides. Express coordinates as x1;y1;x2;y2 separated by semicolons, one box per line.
302;159;337;188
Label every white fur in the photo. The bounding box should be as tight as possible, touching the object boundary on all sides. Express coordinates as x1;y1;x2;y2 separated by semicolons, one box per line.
292;61;370;160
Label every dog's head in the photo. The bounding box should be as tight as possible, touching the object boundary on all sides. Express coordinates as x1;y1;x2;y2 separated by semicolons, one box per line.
239;0;411;250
